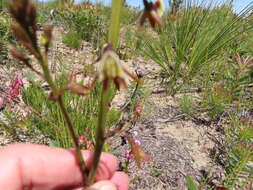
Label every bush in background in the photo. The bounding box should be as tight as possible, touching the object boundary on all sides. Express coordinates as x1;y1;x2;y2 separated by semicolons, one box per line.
142;4;250;94
21;73;120;148
57;7;106;48
62;31;82;49
0;13;13;63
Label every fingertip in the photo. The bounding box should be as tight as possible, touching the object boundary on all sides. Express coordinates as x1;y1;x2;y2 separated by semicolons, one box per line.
80;151;118;181
111;172;129;190
100;152;118;171
94;152;118;181
86;180;117;190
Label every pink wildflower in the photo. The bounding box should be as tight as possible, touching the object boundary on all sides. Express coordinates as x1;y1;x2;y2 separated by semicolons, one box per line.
10;75;24;90
132;104;143;120
123;151;135;160
5;75;24;103
125;137;141;146
79;135;94;150
79;135;85;144
135;104;142;117
135;139;141;145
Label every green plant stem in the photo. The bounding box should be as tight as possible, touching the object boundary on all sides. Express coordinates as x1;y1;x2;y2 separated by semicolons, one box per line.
87;81;111;185
87;0;123;184
108;0;123;48
39;55;88;183
57;97;89;178
121;82;139;111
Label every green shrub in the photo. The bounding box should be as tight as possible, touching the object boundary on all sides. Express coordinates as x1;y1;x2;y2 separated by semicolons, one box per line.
0;0;7;12
223;113;253;189
62;31;82;49
57;8;106;48
0;14;13;63
120;27;150;59
35;0;60;24
121;5;140;25
178;95;196;117
142;3;252;95
21;73;120;148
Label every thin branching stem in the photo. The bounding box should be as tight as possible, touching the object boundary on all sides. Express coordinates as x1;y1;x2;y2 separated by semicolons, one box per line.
39;55;88;184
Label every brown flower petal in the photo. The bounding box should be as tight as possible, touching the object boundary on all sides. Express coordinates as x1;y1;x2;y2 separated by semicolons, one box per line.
67;81;91;96
141;0;164;28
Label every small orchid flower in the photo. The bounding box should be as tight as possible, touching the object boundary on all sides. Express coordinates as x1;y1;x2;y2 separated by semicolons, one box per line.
96;44;139;90
66;71;92;96
140;0;165;28
124;135;150;168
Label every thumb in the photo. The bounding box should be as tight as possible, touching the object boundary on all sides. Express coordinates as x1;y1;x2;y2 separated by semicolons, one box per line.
86;180;117;190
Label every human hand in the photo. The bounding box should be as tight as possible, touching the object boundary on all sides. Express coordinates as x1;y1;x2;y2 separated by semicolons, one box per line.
0;143;128;190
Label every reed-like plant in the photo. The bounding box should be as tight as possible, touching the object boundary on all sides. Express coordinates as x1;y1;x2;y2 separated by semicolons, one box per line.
142;0;253;94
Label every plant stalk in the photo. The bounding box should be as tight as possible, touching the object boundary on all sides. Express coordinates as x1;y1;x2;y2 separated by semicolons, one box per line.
39;56;88;184
87;81;111;185
87;0;123;184
108;0;123;48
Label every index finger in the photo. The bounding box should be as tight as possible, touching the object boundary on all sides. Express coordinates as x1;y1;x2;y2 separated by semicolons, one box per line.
0;143;117;190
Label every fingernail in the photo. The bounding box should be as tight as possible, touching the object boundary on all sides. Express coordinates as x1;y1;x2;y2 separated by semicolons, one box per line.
86;181;117;190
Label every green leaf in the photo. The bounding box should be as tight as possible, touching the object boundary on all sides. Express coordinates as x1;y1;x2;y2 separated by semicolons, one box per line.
186;176;198;190
27;71;35;81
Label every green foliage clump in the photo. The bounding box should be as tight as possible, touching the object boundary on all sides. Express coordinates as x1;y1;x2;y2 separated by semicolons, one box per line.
142;4;251;95
121;28;149;59
200;85;233;120
62;31;82;49
35;0;60;24
120;5;140;25
223;113;253;189
21;74;120;148
0;14;12;62
178;95;196;117
0;0;7;12
143;2;253;122
57;8;106;48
